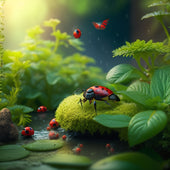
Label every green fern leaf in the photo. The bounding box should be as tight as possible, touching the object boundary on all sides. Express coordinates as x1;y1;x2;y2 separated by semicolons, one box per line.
142;11;170;20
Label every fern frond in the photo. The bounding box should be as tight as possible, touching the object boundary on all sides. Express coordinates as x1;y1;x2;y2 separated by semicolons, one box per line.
142;11;170;20
8;105;33;126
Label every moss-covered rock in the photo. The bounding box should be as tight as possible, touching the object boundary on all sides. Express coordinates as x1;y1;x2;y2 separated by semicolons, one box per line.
55;94;140;135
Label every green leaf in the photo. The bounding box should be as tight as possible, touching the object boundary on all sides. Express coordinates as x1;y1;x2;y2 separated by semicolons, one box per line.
150;66;170;104
68;39;84;51
106;64;139;84
119;91;153;107
0;145;30;162
23;139;64;151
148;1;170;8
111;83;127;91
142;11;170;20
43;154;92;168
127;80;150;96
93;114;131;128
90;152;162;170
128;110;167;146
8;105;33;114
46;72;60;85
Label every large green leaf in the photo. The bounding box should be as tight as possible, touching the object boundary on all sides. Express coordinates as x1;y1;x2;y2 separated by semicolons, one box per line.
90;152;161;170
150;66;170;104
128;110;167;146
119;91;153;107
42;154;92;168
0;145;30;162
127;80;150;96
93;114;131;128
106;64;139;84
23;139;64;151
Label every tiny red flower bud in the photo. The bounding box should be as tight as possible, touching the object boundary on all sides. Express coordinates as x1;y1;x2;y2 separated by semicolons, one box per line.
56;133;59;138
105;144;111;148
46;126;51;131
79;144;83;148
62;135;67;140
75;147;81;153
110;147;114;153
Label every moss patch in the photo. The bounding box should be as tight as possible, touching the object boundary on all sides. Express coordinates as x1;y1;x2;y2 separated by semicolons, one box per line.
55;94;140;135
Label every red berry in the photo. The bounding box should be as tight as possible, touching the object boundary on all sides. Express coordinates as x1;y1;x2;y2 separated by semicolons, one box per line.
105;144;111;148
75;147;81;153
79;144;83;148
46;126;51;131
48;131;59;140
56;133;59;138
110;148;114;153
62;135;67;140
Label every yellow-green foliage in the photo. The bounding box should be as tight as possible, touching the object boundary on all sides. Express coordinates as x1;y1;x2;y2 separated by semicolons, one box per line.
55;94;140;135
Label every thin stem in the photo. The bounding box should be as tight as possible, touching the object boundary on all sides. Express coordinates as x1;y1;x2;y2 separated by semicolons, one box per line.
53;38;59;53
158;17;170;42
135;57;149;80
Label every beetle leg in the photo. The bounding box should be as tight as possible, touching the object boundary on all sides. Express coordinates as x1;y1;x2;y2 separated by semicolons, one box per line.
79;99;83;108
94;100;97;113
104;100;111;106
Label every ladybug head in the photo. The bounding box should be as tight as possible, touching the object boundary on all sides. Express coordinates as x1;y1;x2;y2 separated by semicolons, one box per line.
84;88;95;100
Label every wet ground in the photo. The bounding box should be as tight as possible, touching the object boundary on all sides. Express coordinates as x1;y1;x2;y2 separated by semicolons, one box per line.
26;111;130;160
2;111;131;169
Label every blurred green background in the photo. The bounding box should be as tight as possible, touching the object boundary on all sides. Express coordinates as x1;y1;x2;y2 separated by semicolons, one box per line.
4;0;132;72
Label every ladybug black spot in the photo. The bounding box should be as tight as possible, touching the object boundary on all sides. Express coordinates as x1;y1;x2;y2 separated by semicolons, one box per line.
76;30;79;33
102;88;104;90
25;130;29;134
94;86;99;88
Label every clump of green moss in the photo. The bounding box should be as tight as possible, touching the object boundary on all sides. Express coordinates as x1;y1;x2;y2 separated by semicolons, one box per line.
55;94;140;135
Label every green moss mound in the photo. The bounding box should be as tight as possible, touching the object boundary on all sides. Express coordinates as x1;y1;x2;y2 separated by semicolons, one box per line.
55;94;140;135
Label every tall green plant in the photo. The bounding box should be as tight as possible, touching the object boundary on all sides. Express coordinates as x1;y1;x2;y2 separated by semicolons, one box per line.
94;0;170;147
4;19;105;110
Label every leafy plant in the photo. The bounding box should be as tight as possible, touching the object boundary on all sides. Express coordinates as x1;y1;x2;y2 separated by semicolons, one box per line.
3;19;105;110
94;0;170;147
0;0;33;126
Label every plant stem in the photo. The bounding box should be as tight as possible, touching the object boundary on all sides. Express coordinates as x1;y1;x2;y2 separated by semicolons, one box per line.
135;57;149;80
158;17;170;42
53;38;59;53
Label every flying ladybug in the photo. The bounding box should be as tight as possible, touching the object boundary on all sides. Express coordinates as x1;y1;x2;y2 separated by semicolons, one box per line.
92;19;109;30
73;29;81;38
21;127;34;137
80;85;120;112
37;106;47;112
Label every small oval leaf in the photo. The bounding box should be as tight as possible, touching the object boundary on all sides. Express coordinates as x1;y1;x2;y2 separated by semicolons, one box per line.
128;110;167;146
0;145;30;162
93;114;131;128
23;139;64;151
43;153;92;168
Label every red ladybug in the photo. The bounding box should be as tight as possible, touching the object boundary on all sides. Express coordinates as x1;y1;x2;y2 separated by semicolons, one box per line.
73;29;81;38
21;127;34;137
92;19;109;30
37;106;47;112
49;118;59;129
80;86;120;112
